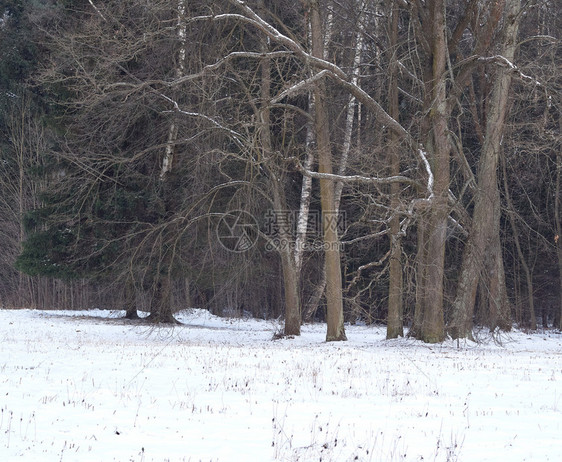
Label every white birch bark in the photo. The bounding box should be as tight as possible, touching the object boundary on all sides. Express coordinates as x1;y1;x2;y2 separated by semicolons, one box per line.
161;0;188;179
294;4;335;274
334;2;365;213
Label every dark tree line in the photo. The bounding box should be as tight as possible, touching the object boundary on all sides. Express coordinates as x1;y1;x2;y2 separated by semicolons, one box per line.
0;0;560;342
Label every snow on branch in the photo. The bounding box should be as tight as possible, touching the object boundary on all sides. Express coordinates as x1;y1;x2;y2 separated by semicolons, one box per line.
161;97;246;149
271;70;330;104
478;55;545;88
417;147;434;200
291;158;422;189
169;51;293;87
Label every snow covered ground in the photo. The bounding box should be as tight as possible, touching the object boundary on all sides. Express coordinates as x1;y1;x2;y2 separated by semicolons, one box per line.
0;308;561;461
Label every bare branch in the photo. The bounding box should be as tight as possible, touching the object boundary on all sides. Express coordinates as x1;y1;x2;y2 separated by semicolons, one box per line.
342;229;389;245
478;55;546;88
88;0;107;22
346;250;391;290
292;158;423;189
169;51;293;87
271;70;330;104
222;1;412;143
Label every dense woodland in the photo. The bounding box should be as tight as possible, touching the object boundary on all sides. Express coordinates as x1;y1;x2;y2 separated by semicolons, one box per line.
0;0;560;342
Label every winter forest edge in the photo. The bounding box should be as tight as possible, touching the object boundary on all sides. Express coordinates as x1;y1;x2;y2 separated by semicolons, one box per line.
0;0;561;343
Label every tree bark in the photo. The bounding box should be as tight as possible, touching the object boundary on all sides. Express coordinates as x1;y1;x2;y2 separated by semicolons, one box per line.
449;0;520;339
310;0;346;341
554;135;562;329
387;3;404;339
502;154;537;329
258;20;301;335
146;276;179;323
418;0;449;343
149;0;189;324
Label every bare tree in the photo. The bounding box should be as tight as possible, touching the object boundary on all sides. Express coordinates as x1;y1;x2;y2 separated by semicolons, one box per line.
449;0;523;339
10;0;558;339
552;18;562;330
386;1;404;339
309;0;346;341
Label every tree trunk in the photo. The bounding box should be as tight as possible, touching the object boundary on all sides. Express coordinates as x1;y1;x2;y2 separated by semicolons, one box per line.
417;0;449;343
502;154;536;329
449;0;519;339
124;278;139;319
310;0;346;341
484;189;512;331
147;0;188;324
294;134;314;277
386;3;403;339
272;179;301;336
279;225;301;336
410;212;428;338
554;143;562;329
147;275;178;323
258;24;301;336
301;1;363;326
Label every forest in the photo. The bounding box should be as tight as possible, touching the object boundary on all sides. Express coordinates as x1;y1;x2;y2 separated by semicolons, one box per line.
0;0;560;343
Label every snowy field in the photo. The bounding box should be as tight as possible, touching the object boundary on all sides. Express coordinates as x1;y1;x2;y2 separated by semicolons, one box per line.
1;309;561;461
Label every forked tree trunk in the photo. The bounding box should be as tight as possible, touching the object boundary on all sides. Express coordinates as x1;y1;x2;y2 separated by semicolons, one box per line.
449;0;520;339
310;0;346;341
